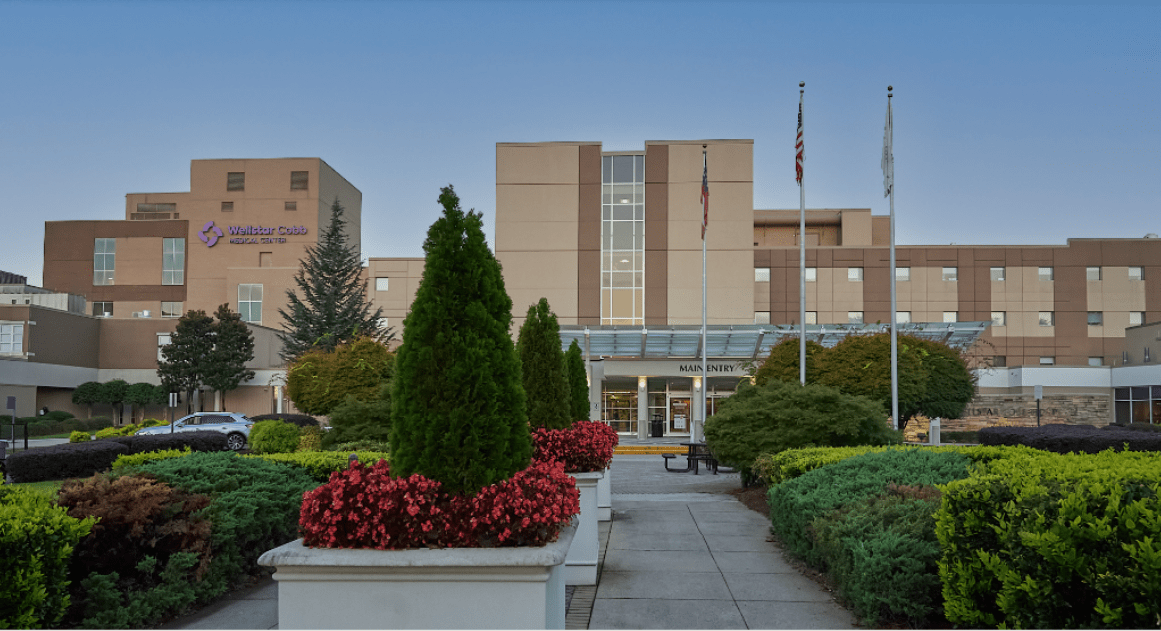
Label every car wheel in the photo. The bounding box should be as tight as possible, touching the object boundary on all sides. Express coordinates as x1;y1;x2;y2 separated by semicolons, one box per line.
226;433;246;451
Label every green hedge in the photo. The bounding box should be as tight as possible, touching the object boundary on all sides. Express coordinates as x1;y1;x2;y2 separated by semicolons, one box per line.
247;451;390;482
111;447;192;471
0;487;96;628
936;449;1161;628
248;420;301;455
753;444;1037;487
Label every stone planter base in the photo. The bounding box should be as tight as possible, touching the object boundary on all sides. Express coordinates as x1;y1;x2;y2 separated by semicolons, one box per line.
259;523;576;630
597;466;611;522
566;471;602;586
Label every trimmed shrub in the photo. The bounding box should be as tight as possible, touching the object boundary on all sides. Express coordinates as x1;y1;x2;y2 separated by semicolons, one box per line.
564;339;589;422
0;486;97;628
980;422;1161;453
323;386;392;448
286;336;395;416
297;425;322;452
752;444;1035;487
248;420;301;455
936;449;1161;629
531;420;618;472
247;450;389;482
517;297;571;430
249;413;320;429
6;431;228;483
70;430;92;443
23;416;113;438
705;380;900;473
111;447;193;471
768;448;971;567
328;439;392;453
110;431;230;454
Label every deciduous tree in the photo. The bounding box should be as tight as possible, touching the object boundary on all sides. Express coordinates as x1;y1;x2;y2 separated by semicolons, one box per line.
204;304;256;409
158;310;215;414
286;336;394;416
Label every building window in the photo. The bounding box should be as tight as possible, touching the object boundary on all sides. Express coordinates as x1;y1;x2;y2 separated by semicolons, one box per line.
378;317;390;330
755;267;770;282
848;311;864;324
601;154;645;325
896;311;911;324
136;202;176;213
285;201;297;211
1087;311;1103;326
991;311;1006;326
221;201;234;212
895;267;910;282
162;238;185;285
942;267;958;282
1038;266;1054;281
94;238;115;285
943;311;958;323
754;311;770;325
161;301;183;318
238;284;263;323
157;333;171;362
291;171;309;190
1130;312;1145;327
848;267;863;282
259;252;272;267
375;277;389;292
1039;311;1055;326
1086;266;1101;281
805;267;817;282
1113;386;1156;423
1088;357;1103;367
990;266;1006;281
0;323;24;354
92;301;113;317
227;172;245;191
993;356;1007;367
1040;356;1056;365
1129;266;1144;281
805;311;817;325
1145;347;1152;363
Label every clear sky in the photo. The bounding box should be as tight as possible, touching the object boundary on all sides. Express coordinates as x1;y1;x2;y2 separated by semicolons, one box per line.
1;0;1157;287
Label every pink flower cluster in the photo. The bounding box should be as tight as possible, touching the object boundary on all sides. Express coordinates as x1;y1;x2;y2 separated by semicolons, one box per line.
299;459;580;550
531;420;619;473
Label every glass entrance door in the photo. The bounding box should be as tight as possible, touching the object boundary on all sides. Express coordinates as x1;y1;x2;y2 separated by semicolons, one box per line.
668;397;691;435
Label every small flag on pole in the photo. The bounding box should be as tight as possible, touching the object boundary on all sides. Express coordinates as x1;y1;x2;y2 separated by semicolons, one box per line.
796;94;804;186
882;95;894;197
701;151;709;239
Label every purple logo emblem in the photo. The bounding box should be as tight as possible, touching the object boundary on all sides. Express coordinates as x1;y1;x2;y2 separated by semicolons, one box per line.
199;221;224;247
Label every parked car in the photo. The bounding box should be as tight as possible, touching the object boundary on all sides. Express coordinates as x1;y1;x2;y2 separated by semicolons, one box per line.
135;412;254;451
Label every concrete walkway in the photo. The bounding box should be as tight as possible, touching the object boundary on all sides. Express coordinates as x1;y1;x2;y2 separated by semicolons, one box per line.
164;454;854;630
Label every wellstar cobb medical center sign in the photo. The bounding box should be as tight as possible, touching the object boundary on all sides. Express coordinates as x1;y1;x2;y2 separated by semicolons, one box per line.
198;221;309;247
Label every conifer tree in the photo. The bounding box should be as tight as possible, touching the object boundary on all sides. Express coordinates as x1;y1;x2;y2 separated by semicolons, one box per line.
517;298;571;429
564;339;590;421
205;304;256;410
390;185;531;495
277;198;389;362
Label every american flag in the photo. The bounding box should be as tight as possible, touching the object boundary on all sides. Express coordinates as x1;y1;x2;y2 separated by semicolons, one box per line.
701;152;709;239
796;94;804;186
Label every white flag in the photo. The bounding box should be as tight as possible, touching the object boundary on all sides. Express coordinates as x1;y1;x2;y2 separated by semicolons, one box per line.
882;98;893;198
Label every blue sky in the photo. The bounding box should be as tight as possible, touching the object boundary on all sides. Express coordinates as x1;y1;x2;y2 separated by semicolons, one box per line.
1;0;1157;287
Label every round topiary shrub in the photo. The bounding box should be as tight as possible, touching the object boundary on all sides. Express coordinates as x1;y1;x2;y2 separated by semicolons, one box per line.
69;430;91;443
248;420;301;454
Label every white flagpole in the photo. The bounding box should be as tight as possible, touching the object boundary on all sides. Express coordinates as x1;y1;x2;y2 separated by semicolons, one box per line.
885;85;899;431
699;146;708;443
797;82;806;385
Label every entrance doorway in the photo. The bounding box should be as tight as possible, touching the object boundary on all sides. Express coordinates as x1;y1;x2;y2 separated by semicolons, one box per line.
668;396;690;435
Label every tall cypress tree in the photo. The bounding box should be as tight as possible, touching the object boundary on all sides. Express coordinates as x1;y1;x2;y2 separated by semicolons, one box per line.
205;303;256;410
277;198;389;362
564;339;590;421
517;297;571;429
390;186;531;495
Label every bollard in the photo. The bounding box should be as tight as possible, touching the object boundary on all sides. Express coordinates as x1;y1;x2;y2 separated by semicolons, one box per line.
348;453;359;468
929;417;941;445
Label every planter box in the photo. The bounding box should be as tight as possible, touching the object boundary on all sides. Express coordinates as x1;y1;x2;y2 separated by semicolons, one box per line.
596;466;611;521
566;471;602;586
258;523;576;630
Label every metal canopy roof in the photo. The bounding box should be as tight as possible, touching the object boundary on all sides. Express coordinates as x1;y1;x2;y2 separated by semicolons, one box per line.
559;322;990;360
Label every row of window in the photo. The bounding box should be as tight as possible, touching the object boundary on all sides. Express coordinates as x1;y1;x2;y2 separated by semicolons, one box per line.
225;171;310;192
93;238;185;286
756;266;1147;283
222;201;300;212
91;301;184;318
754;310;1146;328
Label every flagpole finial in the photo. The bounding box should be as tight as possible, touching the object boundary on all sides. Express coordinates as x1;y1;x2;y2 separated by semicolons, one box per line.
799;81;805;90
888;85;893;97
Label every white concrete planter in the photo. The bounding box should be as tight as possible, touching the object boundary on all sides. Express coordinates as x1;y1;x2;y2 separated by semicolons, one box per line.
596;466;612;521
565;471;602;586
258;523;576;630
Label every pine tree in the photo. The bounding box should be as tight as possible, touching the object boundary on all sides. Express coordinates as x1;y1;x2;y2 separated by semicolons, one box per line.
158;310;215;413
205;304;256;410
564;339;590;421
390;185;531;496
277;198;389;362
517;297;571;429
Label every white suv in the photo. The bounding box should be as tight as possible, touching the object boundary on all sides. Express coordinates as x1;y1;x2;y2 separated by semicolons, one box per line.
136;412;254;451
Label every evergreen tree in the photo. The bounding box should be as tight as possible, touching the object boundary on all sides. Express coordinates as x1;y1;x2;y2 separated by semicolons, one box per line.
277;198;389;362
564;339;590;421
158;310;215;413
205;304;256;410
517;298;571;429
390;185;531;496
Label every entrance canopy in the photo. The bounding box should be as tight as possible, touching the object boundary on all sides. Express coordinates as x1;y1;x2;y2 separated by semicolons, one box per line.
559;322;990;360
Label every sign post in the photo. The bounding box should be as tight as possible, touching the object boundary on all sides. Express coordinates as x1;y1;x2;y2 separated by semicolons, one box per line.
6;396;15;450
1034;384;1043;427
169;392;179;433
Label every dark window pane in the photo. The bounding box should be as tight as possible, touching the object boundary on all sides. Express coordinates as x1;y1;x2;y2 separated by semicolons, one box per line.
1115;401;1132;423
634;155;644;182
290;171;308;190
1115;387;1131;400
612;155;635;183
602;156;612;184
227;172;245;191
1131;386;1149;400
1133;400;1150;423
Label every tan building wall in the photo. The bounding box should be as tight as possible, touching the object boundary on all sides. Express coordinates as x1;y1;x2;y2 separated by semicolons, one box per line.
366;257;425;340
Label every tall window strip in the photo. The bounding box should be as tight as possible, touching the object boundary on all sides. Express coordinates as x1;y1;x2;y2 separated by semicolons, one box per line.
162;238;185;285
0;323;24;354
238;284;263;323
94;238;115;285
601;154;645;325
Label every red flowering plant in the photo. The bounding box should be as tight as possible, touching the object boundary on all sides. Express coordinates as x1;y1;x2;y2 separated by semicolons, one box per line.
299;459;580;550
531;420;619;473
